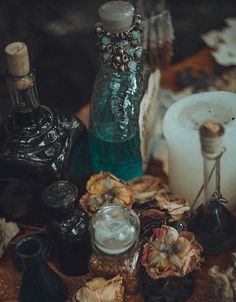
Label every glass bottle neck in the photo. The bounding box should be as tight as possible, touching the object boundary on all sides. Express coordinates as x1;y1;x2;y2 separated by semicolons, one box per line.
22;253;42;269
6;71;41;127
50;202;75;221
203;155;221;202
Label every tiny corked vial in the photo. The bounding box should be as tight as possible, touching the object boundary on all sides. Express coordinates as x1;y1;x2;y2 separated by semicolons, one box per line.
190;120;236;256
43;181;92;276
89;204;140;294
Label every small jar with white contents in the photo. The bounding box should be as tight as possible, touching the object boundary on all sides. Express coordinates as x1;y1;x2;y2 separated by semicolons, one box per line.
89;204;140;294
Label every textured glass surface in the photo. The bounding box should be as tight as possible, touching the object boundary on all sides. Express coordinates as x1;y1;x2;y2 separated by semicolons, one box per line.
44;185;91;276
0;90;92;225
89;65;143;180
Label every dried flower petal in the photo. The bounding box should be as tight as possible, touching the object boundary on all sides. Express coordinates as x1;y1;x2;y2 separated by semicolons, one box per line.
128;175;168;204
129;176;190;221
75;275;124;302
0;218;19;258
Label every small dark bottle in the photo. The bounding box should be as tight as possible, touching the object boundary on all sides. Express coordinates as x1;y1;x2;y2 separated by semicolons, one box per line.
15;236;68;302
190;121;236;256
43;180;92;276
0;42;92;225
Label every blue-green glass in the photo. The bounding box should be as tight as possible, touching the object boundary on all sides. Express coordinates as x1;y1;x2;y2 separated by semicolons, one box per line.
16;237;68;302
89;65;143;181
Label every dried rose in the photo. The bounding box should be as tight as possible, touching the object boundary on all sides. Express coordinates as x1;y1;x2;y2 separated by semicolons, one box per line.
74;275;124;302
156;190;190;222
129;176;190;222
80;172;134;215
208;253;236;302
141;225;203;279
128;175;168;203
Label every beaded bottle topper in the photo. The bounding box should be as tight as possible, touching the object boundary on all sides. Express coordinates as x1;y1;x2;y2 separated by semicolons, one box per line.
95;15;143;72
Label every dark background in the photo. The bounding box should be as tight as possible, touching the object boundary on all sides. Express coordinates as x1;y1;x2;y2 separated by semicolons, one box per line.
0;0;236;117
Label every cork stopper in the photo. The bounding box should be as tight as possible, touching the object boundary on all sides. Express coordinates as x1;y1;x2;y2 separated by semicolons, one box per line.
98;1;134;33
199;120;225;157
5;42;30;77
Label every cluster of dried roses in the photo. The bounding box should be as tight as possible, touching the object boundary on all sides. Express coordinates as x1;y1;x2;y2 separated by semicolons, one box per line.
76;172;204;301
80;172;190;222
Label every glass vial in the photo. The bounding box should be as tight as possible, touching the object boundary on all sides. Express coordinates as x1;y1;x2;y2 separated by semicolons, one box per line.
16;236;68;302
190;121;236;256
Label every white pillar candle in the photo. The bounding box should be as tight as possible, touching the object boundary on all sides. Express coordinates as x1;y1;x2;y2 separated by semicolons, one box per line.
163;91;236;209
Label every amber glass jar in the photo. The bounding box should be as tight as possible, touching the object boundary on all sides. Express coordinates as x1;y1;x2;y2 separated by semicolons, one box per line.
89;204;140;294
43;181;92;276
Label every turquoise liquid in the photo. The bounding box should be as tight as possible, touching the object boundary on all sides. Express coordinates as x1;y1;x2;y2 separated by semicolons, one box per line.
89;132;143;181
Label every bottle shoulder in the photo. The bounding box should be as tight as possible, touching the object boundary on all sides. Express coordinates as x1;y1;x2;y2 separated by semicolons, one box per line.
1;106;86;149
0;106;88;180
48;208;89;240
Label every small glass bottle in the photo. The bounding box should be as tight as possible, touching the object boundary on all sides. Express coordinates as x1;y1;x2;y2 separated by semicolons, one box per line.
15;236;68;302
190;121;236;256
43;180;92;276
89;204;140;294
0;42;92;225
89;1;144;181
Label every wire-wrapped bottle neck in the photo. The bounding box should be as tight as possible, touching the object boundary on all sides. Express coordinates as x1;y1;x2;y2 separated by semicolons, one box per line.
199;121;225;202
96;15;143;72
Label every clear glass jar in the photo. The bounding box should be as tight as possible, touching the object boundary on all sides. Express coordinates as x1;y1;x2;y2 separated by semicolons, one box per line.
89;204;140;294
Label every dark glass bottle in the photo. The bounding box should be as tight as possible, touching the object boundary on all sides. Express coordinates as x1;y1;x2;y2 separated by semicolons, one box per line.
0;42;92;225
43;180;92;276
89;1;144;181
15;236;68;302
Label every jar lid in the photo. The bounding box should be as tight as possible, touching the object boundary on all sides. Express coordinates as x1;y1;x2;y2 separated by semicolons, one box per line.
42;181;78;208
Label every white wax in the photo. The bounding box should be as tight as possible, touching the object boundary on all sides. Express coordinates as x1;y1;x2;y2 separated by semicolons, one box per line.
163;91;236;209
94;218;136;254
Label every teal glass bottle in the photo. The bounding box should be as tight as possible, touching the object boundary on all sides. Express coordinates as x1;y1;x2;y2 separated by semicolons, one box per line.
89;1;144;181
16;236;68;302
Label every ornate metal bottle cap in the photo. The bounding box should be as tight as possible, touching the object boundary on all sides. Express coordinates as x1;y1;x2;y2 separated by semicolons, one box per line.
98;1;134;33
5;42;30;77
96;1;142;72
199;120;225;158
